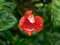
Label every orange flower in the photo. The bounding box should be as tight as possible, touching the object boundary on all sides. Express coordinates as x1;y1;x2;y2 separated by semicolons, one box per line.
18;10;44;36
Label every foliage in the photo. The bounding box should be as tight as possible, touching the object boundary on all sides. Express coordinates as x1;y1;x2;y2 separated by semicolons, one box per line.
0;0;60;45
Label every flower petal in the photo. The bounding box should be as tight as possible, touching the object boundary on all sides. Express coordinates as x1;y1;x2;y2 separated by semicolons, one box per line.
18;17;25;31
25;10;32;15
34;16;44;32
24;28;34;36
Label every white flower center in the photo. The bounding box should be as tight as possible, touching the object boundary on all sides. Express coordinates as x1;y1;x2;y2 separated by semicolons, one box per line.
28;15;35;23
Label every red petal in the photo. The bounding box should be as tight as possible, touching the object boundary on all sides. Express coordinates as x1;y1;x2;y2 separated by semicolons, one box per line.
34;16;44;32
18;17;25;31
23;19;34;29
24;10;33;18
25;10;32;15
24;28;34;36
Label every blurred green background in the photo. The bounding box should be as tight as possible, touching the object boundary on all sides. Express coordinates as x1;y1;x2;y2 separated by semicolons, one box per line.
0;0;60;45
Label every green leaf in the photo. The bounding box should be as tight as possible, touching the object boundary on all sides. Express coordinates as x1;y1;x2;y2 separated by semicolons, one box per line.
0;40;6;45
35;3;43;8
54;40;60;45
31;0;39;3
38;31;60;45
51;32;60;41
0;30;13;44
0;0;5;4
0;2;17;31
52;0;60;29
44;32;60;45
16;39;35;45
51;32;60;45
